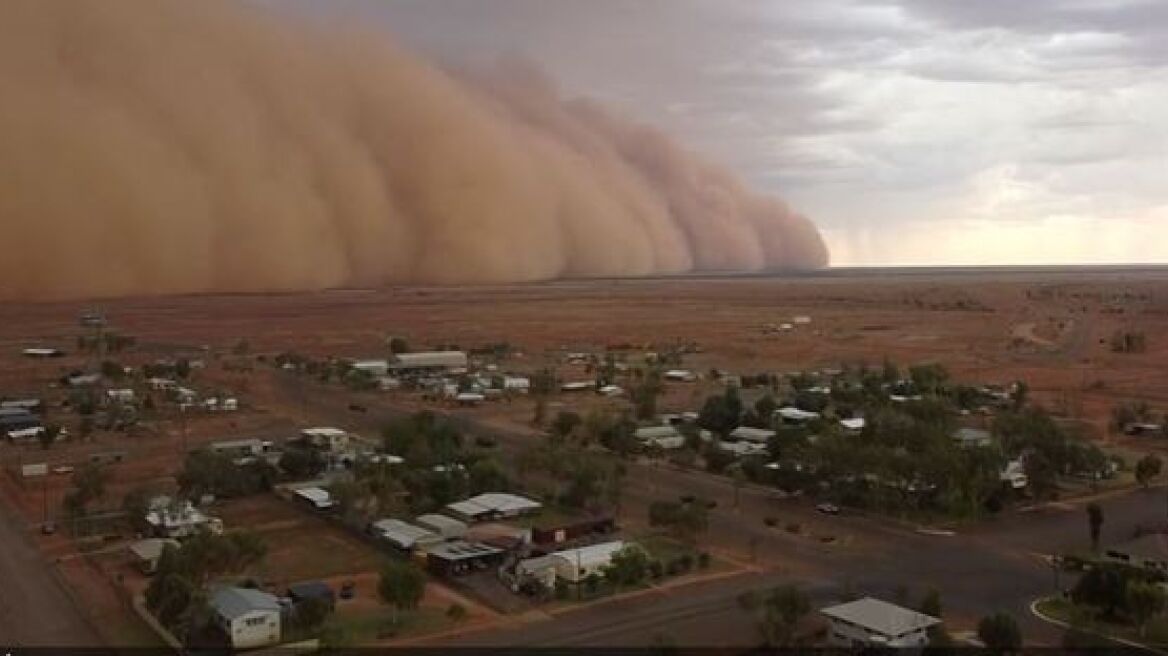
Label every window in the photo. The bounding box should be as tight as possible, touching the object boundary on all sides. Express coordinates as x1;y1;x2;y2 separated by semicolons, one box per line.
245;616;268;627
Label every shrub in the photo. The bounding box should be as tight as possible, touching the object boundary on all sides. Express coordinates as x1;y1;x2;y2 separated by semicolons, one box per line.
764;516;778;528
698;552;711;569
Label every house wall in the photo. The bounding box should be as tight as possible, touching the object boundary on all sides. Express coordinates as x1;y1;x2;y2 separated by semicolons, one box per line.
826;618;928;649
551;555;612;583
226;610;280;649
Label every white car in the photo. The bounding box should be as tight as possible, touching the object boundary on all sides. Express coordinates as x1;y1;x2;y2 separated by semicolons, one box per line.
816;502;840;515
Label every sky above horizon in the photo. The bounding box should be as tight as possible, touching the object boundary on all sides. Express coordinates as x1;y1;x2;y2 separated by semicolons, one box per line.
278;0;1168;267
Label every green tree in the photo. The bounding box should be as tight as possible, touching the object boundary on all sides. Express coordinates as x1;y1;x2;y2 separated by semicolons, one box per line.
37;424;61;450
446;602;468;622
293;596;332;630
550;411;582;442
1072;565;1128;618
378;561;427;626
648;500;708;544
603;544;650;588
919;587;942;618
469;457;510;495
697;387;743;437
759;585;810;647
1135;454;1163;489
62;463;108;517
278;446;326;479
977;612;1022;652
1087;503;1104;552
388;336;410;354
1126;581;1165;637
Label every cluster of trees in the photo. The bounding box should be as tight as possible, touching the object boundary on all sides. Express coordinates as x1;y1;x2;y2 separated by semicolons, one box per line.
737;585;812;647
76;331;136;353
178;450;278;500
145;530;267;641
517;441;625;513
670;359;1110;518
62;463;109;518
1071;562;1167;635
648;500;709;544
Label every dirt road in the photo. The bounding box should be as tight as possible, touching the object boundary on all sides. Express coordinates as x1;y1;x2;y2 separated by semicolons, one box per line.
0;499;101;646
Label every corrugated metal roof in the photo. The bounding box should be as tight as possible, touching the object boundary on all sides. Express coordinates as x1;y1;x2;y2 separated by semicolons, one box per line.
821;597;939;637
211;587;280;620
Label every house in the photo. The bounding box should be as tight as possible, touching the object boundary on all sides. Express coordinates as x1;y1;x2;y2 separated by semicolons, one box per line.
952;427;993;449
664;370;696;382
717;440;769;457
3;413;44;438
889;394;924;403
446;493;543;522
455;392;485;406
287;581;336;609
549;541;627;583
531;515;616;546
8;426;48;443
300;427;349;452
351;359;389;377
516;554;560;589
128;538;179;575
148;377;177;391
821;597;940;649
776;407;820;425
1124;423;1165;437
421;540;505;577
294;487;335;511
729;426;776;444
22;347;64;358
209;586;281;650
1106;533;1168;573
370;519;442;551
598;385;624;397
1;398;43;413
1000;459;1028;489
66;373;101;387
635;426;686;450
415;514;468;540
145;498;222;539
560;381;594;393
389;351;468;374
503;376;530;394
106;385;134;401
209;438;273;463
840;417;866;434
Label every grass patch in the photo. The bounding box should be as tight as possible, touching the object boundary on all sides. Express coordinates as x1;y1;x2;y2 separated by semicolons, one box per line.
318;607;455;645
1037;595;1168;647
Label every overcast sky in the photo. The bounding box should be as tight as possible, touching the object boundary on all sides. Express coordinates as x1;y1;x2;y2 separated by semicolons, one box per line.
280;0;1168;266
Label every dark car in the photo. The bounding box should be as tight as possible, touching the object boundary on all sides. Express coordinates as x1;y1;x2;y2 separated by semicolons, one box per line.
348;403;367;413
339;580;356;600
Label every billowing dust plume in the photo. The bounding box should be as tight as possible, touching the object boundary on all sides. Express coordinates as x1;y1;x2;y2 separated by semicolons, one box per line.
0;0;828;300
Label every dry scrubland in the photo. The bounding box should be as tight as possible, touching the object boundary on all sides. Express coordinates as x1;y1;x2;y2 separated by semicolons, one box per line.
3;269;1168;646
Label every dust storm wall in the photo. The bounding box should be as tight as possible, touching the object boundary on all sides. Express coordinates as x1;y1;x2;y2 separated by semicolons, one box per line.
0;0;828;300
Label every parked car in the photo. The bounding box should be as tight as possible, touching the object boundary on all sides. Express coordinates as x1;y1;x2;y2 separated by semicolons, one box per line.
816;502;840;515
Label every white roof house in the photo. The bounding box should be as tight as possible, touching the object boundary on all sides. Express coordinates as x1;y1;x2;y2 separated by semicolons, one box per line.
371;518;442;551
107;388;136;403
446;493;542;521
717;441;769;457
560;381;595;392
294;487;335;510
776;407;821;423
415;513;468;539
952;427;993;448
210;587;282;649
840;417;866;432
821;597;939;649
301;427;349;451
455;392;485;405
351;359;389;376
389;351;469;372
1001;459;1029;489
635;425;686;450
550;541;627;583
503;376;530;392
664;370;697;382
598;385;624;397
729;426;776;443
145;501;222;539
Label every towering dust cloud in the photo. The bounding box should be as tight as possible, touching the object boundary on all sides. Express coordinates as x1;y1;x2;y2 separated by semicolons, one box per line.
0;0;828;300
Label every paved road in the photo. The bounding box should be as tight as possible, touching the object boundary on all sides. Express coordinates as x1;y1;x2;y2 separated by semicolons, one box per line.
267;372;1162;647
0;497;100;646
